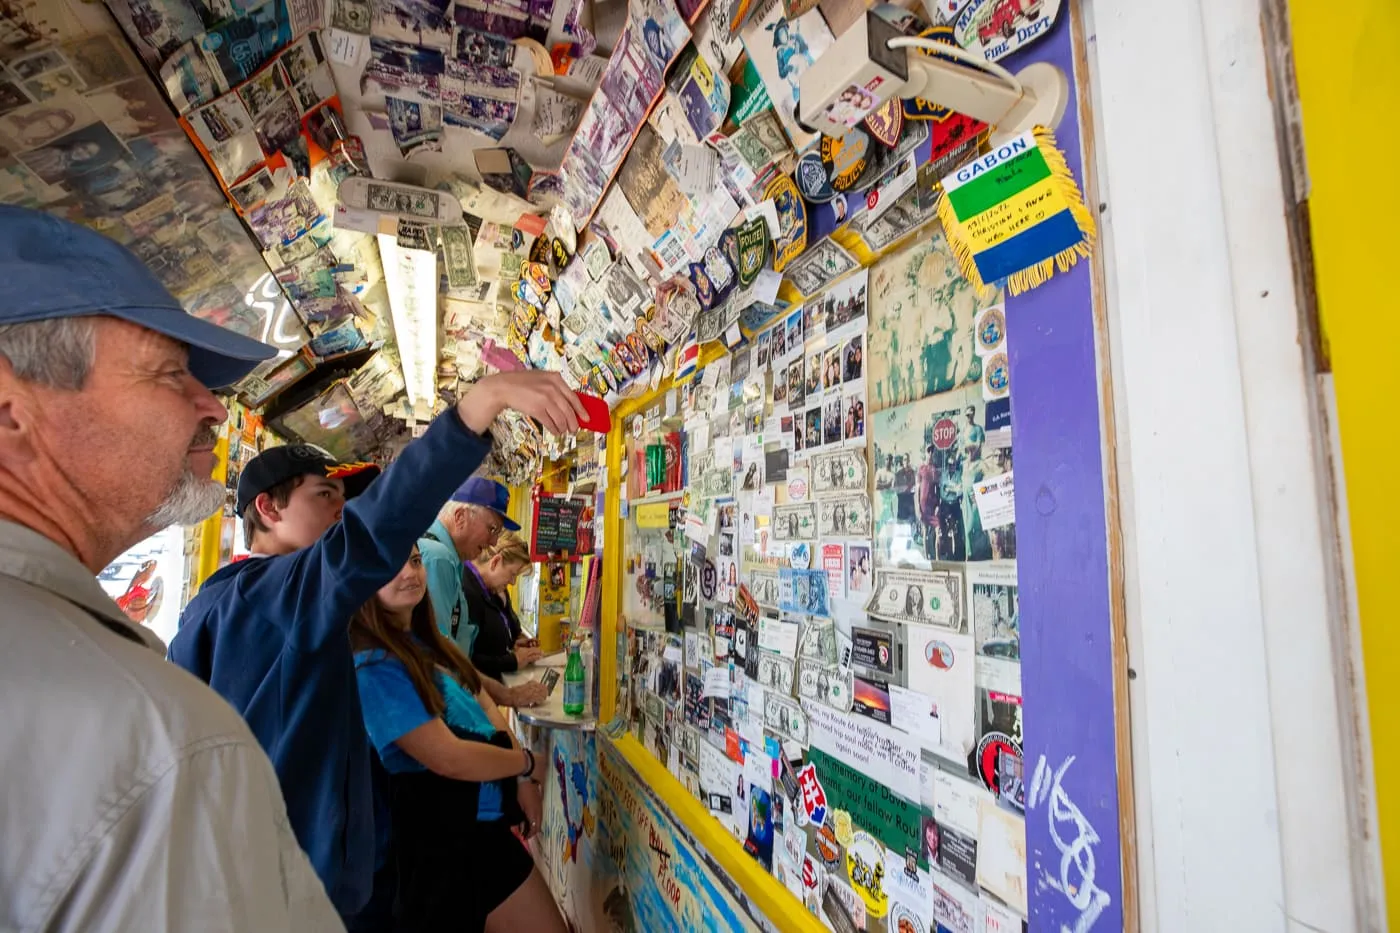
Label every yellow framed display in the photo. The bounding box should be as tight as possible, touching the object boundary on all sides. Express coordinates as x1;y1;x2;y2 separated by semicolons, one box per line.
597;342;828;932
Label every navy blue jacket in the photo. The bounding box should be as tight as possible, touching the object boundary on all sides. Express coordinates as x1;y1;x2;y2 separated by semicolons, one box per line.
168;411;492;917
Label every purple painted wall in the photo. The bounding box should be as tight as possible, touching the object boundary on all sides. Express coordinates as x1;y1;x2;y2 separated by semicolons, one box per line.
1004;12;1125;932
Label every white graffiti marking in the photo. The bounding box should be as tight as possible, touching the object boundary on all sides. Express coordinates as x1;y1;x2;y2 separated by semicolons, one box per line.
1029;755;1111;933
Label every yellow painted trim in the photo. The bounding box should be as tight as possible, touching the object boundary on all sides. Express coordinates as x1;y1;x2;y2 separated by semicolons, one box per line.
606;733;827;933
193;432;230;593
599;422;625;722
1290;0;1400;914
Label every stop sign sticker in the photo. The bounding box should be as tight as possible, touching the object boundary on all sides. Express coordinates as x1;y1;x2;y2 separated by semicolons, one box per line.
932;418;957;450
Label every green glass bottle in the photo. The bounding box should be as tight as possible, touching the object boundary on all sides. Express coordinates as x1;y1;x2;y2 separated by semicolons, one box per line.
562;638;585;717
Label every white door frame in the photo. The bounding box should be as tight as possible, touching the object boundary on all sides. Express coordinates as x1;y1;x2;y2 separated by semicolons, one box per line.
1080;0;1374;929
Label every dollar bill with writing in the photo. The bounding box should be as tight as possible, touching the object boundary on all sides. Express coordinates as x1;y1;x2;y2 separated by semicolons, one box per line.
817;493;873;537
764;692;809;745
679;724;701;760
817;665;853;712
810;449;868;496
367;182;442;218
797;617;836;665
697;468;733;499
796;657;829;700
696;307;726;344
864;567;966;631
758;651;795;695
773;502;817;541
440;225;479;288
748;569;780;609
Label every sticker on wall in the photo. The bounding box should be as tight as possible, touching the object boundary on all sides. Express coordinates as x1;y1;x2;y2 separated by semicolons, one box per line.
974;303;1007;356
937;127;1095;295
763;171;807;272
815;822;842;865
983;350;1009;400
795;148;836;203
795;762;828;826
953;0;1061;62
975;730;1022;795
844;831;890;918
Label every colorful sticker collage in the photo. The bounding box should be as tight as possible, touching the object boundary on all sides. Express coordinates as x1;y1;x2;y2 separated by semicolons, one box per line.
620;218;1031;931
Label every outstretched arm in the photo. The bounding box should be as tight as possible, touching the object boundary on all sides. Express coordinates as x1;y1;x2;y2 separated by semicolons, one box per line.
281;373;587;652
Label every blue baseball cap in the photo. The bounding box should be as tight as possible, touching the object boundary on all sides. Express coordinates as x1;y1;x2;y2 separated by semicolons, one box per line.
0;206;276;388
450;476;520;531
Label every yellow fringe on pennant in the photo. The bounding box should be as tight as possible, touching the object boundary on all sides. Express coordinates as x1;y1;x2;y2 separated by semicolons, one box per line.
935;125;1097;297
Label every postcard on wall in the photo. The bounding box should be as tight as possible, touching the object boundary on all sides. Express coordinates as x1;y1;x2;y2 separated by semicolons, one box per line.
740;0;833;150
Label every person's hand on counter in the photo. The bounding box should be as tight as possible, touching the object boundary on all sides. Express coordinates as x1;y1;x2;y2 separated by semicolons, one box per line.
518;779;543;839
511;680;548;708
514;645;544;667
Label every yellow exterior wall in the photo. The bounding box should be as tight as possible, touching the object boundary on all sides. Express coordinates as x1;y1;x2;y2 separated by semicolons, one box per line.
1290;0;1400;912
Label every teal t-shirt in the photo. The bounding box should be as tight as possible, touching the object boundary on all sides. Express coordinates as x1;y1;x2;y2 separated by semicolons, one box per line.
353;648;503;820
419;519;478;655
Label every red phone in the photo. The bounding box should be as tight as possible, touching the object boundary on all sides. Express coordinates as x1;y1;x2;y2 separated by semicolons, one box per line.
575;392;611;433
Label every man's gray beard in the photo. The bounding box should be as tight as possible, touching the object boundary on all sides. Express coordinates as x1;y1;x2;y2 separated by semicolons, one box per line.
145;470;226;529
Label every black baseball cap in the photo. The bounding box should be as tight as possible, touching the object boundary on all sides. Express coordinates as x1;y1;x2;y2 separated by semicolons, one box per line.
236;444;381;517
0;206;276;387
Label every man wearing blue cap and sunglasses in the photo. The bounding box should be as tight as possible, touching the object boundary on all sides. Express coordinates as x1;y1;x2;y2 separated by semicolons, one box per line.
0;206;340;930
420;477;544;681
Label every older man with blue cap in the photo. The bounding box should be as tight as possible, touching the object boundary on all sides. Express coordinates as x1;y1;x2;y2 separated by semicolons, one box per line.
0;205;345;931
420;478;545;684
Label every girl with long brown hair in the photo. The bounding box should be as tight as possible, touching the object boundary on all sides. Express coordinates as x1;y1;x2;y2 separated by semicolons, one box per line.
351;546;565;933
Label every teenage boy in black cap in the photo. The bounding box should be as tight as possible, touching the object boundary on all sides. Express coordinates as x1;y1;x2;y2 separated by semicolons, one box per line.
169;374;584;922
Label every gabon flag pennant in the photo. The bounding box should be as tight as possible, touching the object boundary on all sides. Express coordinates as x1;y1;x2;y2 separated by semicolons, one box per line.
936;126;1095;296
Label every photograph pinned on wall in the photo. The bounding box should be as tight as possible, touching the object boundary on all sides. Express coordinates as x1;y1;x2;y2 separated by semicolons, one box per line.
842;387;865;445
870;383;1011;569
16;120;130;185
10;48;71;82
198;1;295;88
278;32;326;84
783;306;804;356
62;33;142;90
969;561;1020;697
803;349;822;400
454;27;517;67
237;62;289;118
842;333;865;384
189;93;255;150
785;357;805;409
444;94;517;141
84;78;178;140
0;80;30;118
740;0;833;150
0;92;99;151
821;266;869;342
868;227;1002;414
158;41;225;114
291;65;338;115
846;541;872;598
372;0;454;47
387;95;444;157
23;66;87;102
769;318;787;363
820;344;841;393
252;93;307;168
364;36;446;97
755;328;773;370
803;406;822;455
821;395;842;446
228;166;278;210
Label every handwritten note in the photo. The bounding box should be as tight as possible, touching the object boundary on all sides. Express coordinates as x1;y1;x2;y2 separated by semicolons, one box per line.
702;665;732;700
806;701;920;802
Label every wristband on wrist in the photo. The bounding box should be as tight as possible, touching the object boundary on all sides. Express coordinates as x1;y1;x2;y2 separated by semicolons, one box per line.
519;747;535;777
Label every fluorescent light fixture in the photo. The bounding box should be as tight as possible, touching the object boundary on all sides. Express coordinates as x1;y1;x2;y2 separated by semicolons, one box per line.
377;233;439;411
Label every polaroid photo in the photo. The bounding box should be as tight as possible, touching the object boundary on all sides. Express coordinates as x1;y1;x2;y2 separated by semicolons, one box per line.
191;94;256;150
229;167;277;210
292;64;338;115
238;64;290;119
279;33;326;85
